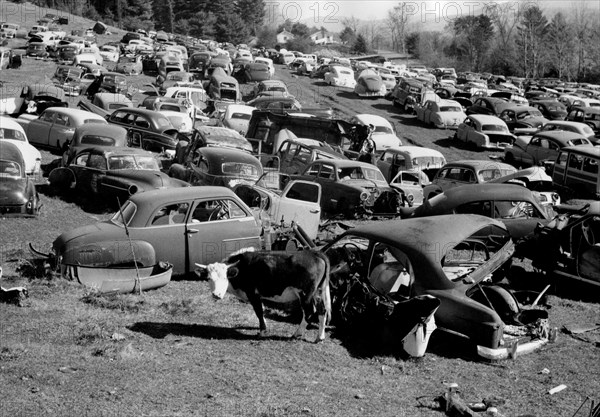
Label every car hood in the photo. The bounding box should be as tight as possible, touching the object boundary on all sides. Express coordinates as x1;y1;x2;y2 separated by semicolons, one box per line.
341;179;391;191
223;119;250;135
107;170;187;191
517;116;547;128
361;77;384;92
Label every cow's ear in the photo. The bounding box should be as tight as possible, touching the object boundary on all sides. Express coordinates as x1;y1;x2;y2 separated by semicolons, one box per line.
227;267;239;278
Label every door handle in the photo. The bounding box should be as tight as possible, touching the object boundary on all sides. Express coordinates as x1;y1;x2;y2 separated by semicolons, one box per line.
186;229;199;234
310;209;320;214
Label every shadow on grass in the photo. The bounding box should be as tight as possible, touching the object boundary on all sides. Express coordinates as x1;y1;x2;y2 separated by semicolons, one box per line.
36;183;118;215
129;321;291;341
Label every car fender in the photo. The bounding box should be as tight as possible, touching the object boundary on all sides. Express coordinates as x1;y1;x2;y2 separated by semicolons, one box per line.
168;163;191;182
48;167;76;190
98;176;141;197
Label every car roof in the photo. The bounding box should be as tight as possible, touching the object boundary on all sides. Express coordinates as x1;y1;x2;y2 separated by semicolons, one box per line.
442;160;516;171
339;214;506;259
384;146;445;158
467;114;505;124
440;183;535;202
44;107;106;120
533;131;587;142
199;147;261;164
559;146;600;157
129;186;239;206
0;116;26;133
353;114;391;126
77;146;157;157
571;106;600;114
74;123;127;136
309;159;379;169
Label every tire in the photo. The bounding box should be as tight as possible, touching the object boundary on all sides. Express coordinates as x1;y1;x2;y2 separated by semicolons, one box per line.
404;103;411;114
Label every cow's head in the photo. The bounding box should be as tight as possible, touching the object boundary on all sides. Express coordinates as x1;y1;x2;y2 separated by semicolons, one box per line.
196;261;239;299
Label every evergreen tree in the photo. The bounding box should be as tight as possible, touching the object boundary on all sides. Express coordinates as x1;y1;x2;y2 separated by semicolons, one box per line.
352;34;368;54
236;0;266;37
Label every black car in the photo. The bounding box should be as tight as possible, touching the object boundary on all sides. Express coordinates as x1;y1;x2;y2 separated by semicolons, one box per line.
466;97;511;116
529;99;567;121
0;142;41;217
106;108;184;152
48;146;188;204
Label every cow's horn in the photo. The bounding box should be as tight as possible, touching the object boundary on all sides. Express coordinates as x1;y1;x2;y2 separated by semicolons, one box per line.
225;261;239;269
195;263;207;269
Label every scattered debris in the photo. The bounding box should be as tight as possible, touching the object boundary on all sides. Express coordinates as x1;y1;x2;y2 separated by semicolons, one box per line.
111;332;126;341
548;384;567;395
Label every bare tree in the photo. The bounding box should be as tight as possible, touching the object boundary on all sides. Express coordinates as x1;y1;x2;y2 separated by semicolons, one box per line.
342;16;360;34
386;3;411;54
546;12;574;79
571;1;591;79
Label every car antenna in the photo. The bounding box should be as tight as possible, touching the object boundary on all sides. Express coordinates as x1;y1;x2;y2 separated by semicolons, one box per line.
117;196;142;295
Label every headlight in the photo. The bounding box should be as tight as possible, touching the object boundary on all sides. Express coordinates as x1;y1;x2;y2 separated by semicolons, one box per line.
373;188;381;198
407;194;414;202
359;191;369;201
552;193;560;202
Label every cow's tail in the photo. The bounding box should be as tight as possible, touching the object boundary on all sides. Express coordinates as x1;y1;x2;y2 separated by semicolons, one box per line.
316;251;332;325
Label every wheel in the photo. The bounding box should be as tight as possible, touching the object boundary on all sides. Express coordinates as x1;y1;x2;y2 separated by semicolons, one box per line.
404;103;411;114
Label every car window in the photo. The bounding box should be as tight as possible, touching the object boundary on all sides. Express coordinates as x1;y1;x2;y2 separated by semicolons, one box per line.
455;201;492;216
582;157;599;174
190;199;246;223
381;151;394;163
74;153;90;166
54;113;69;126
495;201;541;219
285;182;319;203
134;116;150;129
478;168;503;182
151;202;190;226
42;111;54;122
318;163;334;179
306;163;320;176
87;154;107;170
368;242;414;298
568;153;584;171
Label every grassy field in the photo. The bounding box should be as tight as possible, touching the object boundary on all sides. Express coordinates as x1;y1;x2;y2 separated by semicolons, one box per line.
1;2;600;416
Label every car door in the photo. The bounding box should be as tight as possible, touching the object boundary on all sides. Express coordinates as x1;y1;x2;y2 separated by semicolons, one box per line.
273;180;322;240
48;112;75;149
457;117;470;141
77;152;108;196
492;200;545;239
26;110;55;146
376;150;395;181
185;197;261;270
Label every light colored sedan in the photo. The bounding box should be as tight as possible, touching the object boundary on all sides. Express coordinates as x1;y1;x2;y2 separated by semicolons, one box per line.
0;116;41;177
21;108;107;150
455;114;515;149
220;104;255;136
416;99;466;129
324;65;356;89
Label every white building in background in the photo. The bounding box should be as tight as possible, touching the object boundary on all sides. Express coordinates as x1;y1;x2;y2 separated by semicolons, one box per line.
276;30;294;44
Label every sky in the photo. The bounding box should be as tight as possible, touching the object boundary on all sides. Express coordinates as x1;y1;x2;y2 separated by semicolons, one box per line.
264;0;599;30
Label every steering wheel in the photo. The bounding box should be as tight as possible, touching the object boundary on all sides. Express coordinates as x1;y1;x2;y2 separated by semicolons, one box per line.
208;206;228;221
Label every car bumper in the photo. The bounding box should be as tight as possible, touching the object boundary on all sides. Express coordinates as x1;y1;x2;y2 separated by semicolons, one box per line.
477;337;548;360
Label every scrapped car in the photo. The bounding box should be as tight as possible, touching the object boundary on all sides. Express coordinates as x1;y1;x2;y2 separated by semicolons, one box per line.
409;183;554;239
169;146;262;188
26;42;48;58
391;78;430;113
246;95;302;112
324;66;356;89
536;120;597;143
106;108;182;153
550;146;600;200
423;160;517;200
62;124;128;166
52;66;96;97
565;106;600;133
519;202;600;291
240;62;271;83
77;92;133;118
530;99;567;121
0;117;42;178
99;44;119;62
253;57;274;77
49;146;188;204
277;138;347;175
348;114;402;153
489;166;561;206
85;72;129;97
323;215;550;359
309;64;331;79
0;140;41;217
159;71;196;91
252;79;289;99
466;97;511;117
499;106;548;134
376;145;446;183
52;186;262;275
22;107;107;151
115;54;143;75
504;131;593;168
220;104;255;135
355;69;387;98
455;114;516;149
56;44;79;63
0;141;41;216
294;159;403;218
206;67;241;102
415;99;466;129
0;84;68;118
173;125;253;163
188;51;215;78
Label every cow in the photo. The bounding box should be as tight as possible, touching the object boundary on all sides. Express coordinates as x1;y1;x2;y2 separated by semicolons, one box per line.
197;249;332;342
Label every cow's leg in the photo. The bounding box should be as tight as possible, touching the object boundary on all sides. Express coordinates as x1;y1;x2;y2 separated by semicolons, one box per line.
315;285;331;343
249;296;268;337
293;295;312;340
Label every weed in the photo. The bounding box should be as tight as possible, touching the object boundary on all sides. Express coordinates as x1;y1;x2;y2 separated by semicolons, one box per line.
159;298;196;315
81;291;146;313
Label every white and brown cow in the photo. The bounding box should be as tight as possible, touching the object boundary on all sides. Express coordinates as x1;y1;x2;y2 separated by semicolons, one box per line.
197;249;331;342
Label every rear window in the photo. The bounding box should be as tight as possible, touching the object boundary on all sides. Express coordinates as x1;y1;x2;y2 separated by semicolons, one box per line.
0;128;26;141
231;112;251;120
440;106;461;112
81;135;115;146
222;162;260;177
482;124;508;132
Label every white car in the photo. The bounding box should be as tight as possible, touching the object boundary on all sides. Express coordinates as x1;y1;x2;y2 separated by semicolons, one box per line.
0;116;42;177
324;66;356;89
220;104;255;136
349;114;403;153
99;45;120;62
536;120;596;142
455;114;515;150
415;99;466;129
160;110;193;134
